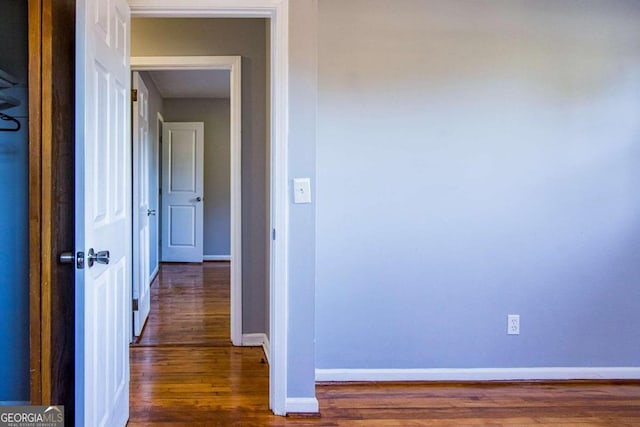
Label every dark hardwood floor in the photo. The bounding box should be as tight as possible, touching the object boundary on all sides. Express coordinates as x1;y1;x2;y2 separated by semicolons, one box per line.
129;263;640;426
133;263;230;347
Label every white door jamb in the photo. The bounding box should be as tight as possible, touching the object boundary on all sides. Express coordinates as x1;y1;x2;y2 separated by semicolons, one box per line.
131;56;243;347
129;1;289;415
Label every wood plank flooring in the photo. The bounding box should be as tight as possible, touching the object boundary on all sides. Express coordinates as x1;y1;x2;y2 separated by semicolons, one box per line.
129;263;640;426
133;263;230;346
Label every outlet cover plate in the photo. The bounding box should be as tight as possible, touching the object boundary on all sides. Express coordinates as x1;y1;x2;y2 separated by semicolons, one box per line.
507;314;520;335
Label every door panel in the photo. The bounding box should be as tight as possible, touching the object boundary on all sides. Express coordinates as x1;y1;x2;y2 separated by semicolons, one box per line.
169;131;197;191
132;72;151;337
76;0;130;425
169;206;196;246
161;122;204;262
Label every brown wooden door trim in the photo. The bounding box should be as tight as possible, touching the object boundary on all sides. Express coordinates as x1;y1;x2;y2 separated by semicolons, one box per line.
28;0;54;405
29;0;75;412
28;0;44;406
28;0;75;418
45;0;75;414
40;0;54;405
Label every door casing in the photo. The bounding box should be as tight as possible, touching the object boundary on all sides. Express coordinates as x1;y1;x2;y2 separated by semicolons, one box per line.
28;0;76;415
131;55;244;347
127;1;292;414
129;0;290;411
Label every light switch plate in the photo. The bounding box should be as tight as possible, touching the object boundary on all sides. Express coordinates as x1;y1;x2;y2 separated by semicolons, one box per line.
293;178;312;204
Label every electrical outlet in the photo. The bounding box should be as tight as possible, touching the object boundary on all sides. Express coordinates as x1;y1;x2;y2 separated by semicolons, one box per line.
507;314;520;335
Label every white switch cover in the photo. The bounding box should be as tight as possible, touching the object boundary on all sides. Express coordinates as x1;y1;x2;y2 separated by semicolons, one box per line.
293;178;312;204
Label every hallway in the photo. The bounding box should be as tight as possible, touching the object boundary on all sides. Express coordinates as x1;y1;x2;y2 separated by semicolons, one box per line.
133;263;233;347
129;263;272;425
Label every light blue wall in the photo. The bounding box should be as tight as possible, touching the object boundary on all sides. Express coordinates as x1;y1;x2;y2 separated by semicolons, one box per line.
316;0;640;369
287;0;318;398
0;0;29;402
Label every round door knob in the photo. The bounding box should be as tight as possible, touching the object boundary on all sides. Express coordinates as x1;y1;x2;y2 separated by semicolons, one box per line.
195;196;202;202
87;248;110;267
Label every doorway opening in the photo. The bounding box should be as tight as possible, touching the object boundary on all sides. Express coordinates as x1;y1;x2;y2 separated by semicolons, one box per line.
130;56;244;346
71;2;291;423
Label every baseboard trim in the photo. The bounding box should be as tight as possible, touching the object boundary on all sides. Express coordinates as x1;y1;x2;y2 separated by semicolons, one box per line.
262;335;271;365
242;333;266;346
203;255;231;261
285;397;319;414
148;265;159;284
315;367;640;382
242;333;270;364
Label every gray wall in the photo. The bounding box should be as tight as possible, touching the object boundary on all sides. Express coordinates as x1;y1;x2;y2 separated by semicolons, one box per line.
132;18;269;334
164;98;231;257
316;0;640;369
0;0;29;402
138;72;163;277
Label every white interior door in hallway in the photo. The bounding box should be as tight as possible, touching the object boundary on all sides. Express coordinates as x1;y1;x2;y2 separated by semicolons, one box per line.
132;72;152;337
75;0;131;424
161;122;205;262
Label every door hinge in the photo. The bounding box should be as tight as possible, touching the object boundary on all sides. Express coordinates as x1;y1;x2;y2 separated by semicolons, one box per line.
131;89;138;102
272;229;276;240
132;299;139;311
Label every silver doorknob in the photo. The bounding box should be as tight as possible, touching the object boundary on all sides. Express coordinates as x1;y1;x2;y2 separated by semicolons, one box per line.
87;248;110;267
147;209;156;216
195;196;202;202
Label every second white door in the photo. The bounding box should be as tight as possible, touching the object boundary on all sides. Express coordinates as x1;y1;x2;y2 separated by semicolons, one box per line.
161;122;204;262
132;72;151;336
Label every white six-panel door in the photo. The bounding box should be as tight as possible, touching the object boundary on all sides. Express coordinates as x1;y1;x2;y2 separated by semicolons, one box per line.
76;0;130;425
132;72;151;337
161;122;204;262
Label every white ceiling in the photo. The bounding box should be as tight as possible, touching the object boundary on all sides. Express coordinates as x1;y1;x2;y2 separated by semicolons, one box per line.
148;70;231;99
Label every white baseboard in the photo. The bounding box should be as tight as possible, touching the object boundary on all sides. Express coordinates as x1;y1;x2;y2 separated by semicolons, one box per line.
0;401;30;406
203;255;231;261
285;397;319;414
262;335;271;365
148;264;159;283
242;333;270;364
315;367;640;382
242;333;266;346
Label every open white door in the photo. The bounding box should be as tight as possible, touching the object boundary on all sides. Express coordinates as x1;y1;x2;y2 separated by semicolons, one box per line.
75;0;130;425
132;72;151;337
161;122;204;262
